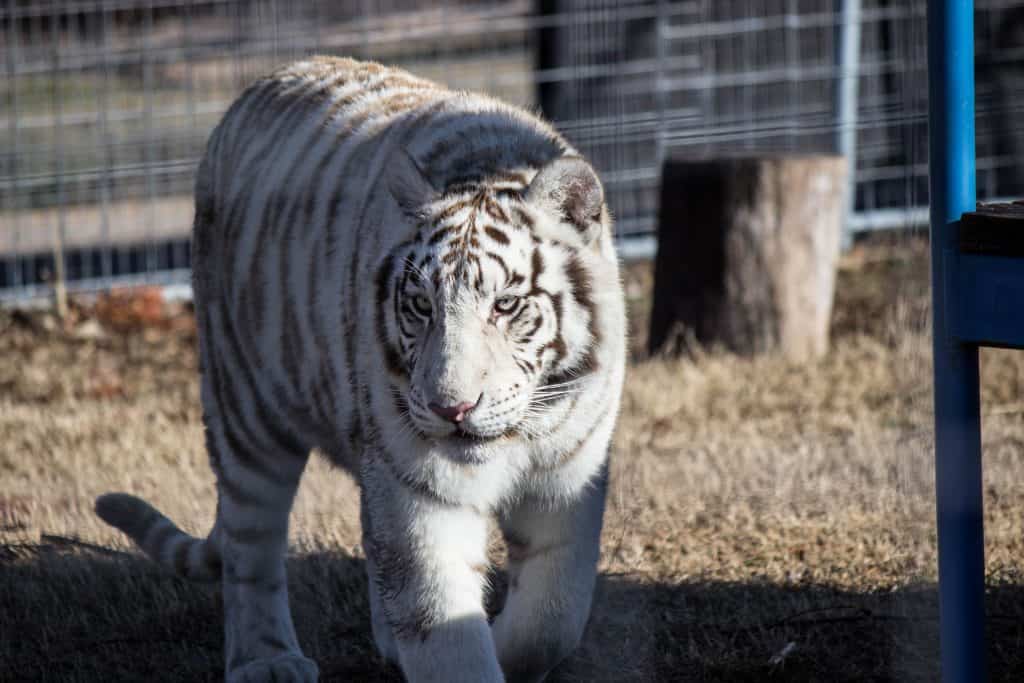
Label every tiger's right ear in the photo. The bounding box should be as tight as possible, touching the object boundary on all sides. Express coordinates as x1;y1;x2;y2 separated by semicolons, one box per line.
389;149;436;214
525;156;606;247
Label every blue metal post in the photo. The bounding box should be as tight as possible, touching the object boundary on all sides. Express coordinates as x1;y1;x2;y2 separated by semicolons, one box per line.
927;1;986;681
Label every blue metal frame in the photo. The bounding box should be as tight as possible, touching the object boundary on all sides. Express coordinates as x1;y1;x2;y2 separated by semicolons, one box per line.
925;3;978;679
949;254;1024;348
928;0;1024;680
928;1;986;681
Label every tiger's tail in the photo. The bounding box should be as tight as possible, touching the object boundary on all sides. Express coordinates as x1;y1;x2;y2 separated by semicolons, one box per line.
95;492;222;582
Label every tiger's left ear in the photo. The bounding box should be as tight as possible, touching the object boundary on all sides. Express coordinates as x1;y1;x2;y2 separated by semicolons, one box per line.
389;149;437;214
525;156;606;247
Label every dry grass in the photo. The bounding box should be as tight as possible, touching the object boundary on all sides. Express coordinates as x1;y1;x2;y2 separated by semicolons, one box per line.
2;239;1024;681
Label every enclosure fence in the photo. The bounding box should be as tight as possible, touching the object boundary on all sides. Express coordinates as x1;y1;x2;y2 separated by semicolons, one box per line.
2;0;1023;302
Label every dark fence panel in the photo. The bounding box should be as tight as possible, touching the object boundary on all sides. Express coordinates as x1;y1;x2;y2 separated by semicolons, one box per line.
2;0;1024;301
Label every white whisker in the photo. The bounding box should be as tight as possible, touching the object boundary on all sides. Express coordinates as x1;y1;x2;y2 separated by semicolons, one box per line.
405;260;434;289
534;376;590;391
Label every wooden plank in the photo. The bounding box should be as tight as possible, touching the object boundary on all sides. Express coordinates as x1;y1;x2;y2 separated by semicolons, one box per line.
958;200;1024;257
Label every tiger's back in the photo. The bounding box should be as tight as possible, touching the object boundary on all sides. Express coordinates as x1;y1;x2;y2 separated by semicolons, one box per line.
98;56;627;683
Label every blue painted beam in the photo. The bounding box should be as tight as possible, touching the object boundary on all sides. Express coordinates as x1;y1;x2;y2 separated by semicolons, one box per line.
950;252;1024;349
927;1;987;681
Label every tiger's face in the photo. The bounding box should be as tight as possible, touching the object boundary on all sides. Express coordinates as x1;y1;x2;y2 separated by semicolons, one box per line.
375;155;607;458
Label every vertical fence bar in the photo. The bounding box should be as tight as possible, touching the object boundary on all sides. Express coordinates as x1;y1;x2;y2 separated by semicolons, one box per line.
51;4;67;318
654;0;667;173
927;1;985;681
143;0;157;275
99;3;114;285
784;0;797;152
79;6;93;283
176;0;197;276
5;0;22;290
837;0;861;249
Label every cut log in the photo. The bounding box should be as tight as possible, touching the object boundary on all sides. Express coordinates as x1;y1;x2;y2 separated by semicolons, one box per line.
648;155;846;360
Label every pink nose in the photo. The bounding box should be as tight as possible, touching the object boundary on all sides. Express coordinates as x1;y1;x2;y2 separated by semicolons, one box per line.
428;399;478;424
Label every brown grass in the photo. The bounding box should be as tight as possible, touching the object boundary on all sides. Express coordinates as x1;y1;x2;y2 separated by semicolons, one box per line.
2;239;1024;681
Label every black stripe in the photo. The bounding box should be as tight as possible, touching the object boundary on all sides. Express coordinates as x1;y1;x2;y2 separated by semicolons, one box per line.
223;524;286;544
219;306;310;457
224;75;341;251
537;291;567;363
223;76;290;165
172;541;193;577
483;251;510;283
208;436;267;507
490;170;529;186
280;284;304;391
203;540;223;575
521;314;543;341
529;247;545;295
221;418;284;484
375;250;409;378
559;253;602;382
210;348;279;477
275;72;394;224
484;225;510;245
402;255;424;286
483;195;510;222
431;196;475;223
442;181;484;197
306;237;339;418
513;207;535;231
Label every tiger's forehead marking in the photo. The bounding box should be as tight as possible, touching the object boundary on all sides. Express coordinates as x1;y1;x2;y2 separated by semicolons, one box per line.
414;185;533;293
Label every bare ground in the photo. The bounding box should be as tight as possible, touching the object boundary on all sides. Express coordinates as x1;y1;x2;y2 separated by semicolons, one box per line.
2;239;1024;681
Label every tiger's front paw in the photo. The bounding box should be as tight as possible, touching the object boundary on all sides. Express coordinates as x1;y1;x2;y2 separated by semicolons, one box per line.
227;653;319;683
494;615;578;683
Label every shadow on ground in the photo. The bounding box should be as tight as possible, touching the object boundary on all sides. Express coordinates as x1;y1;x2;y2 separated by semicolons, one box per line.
2;542;1023;682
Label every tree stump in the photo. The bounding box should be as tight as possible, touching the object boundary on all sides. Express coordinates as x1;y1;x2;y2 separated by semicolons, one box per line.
648;155;846;360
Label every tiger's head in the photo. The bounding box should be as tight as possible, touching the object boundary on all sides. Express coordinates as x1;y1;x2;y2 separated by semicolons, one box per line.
374;152;610;459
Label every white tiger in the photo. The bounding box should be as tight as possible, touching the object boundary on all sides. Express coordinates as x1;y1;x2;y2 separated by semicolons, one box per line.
96;56;626;683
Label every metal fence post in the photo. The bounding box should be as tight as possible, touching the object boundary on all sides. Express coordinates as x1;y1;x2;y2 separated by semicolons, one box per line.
837;0;862;250
927;1;986;681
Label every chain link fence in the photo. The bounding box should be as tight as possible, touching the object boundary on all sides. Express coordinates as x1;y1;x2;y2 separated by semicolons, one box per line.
2;0;1023;302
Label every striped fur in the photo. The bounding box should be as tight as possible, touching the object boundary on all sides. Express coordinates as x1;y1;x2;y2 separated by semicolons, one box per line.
96;57;626;683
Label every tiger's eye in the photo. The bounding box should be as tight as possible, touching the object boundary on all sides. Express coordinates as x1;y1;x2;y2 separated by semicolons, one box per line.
411;294;432;316
493;296;519;315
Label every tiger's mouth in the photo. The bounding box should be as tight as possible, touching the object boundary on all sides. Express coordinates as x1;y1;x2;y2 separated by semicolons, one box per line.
404;412;506;445
449;424;519;444
425;424;521;465
450;425;499;443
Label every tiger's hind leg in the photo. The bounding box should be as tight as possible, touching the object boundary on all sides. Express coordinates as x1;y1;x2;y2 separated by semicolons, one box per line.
202;382;318;682
190;151;317;682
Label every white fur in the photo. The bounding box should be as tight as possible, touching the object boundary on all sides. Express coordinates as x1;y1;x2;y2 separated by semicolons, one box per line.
96;57;626;683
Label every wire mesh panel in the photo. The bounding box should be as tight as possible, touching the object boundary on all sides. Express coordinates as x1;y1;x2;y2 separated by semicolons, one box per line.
1;0;1023;302
539;0;1024;237
0;0;533;301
